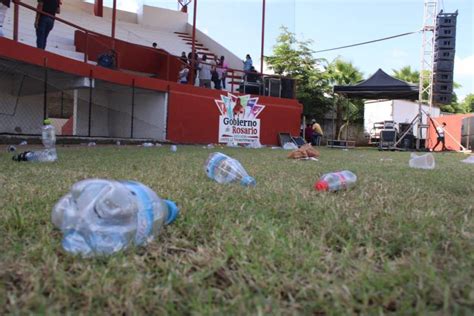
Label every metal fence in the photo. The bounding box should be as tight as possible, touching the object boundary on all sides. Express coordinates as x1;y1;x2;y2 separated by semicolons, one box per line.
0;57;167;141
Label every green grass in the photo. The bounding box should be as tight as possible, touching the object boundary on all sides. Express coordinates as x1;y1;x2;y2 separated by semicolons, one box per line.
0;145;473;315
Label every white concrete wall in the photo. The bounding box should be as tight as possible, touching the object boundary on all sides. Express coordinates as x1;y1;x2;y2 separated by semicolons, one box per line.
138;5;187;32
0;75;44;135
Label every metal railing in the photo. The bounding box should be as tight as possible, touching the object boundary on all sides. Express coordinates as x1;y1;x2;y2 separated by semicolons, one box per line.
10;0;296;98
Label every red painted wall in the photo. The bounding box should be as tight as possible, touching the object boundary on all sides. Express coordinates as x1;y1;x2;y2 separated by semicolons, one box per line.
0;37;302;145
74;31;183;82
427;113;474;151
167;84;302;145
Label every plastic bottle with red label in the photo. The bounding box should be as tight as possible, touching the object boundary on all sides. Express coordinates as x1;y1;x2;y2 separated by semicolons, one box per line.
314;170;357;192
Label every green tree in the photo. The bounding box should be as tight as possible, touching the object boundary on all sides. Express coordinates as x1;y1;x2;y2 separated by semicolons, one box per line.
325;58;364;138
461;94;474;113
393;66;420;84
266;27;332;120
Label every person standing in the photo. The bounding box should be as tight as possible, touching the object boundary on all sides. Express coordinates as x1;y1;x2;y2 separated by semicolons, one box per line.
180;51;188;65
35;0;60;49
198;54;213;88
243;54;252;72
178;64;189;84
219;55;228;89
311;119;324;146
188;52;198;85
0;0;10;37
433;122;447;151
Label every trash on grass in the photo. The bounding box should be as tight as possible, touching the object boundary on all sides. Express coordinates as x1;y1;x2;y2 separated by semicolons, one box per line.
142;142;154;147
205;152;256;186
409;153;435;170
170;145;177;152
226;141;239;148
87;142;97;147
52;179;179;257
19;141;28;146
282;142;298;150
461;156;474;164
315;170;357;192
7;145;16;153
288;144;320;160
246;140;263;149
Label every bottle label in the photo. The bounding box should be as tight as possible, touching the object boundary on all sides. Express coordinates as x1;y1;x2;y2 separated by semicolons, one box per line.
335;172;347;189
123;181;154;246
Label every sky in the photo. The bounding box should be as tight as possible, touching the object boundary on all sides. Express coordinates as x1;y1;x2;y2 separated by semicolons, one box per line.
101;0;473;100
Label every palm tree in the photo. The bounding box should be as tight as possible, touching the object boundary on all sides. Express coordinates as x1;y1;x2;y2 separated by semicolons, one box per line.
392;66;420;84
325;59;364;139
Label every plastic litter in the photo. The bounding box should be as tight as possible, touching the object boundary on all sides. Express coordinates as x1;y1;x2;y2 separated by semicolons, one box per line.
170;145;177;152
142;142;154;147
87;142;97;147
282;142;298;150
205;152;256;186
271;146;281;150
19;141;28;146
461;156;474;164
288;144;320;160
7;145;16;153
13;119;57;162
52;179;179;257
226;141;239;148
315;170;357;192
246;140;263;149
409;153;435;170
116;141;121;146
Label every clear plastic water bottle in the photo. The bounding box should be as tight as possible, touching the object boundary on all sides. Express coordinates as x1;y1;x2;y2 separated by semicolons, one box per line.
52;179;179;257
205;152;256;186
41;119;57;161
314;170;357;192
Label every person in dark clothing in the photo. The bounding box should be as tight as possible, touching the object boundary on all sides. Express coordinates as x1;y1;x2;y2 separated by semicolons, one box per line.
246;66;261;83
304;123;313;143
187;52;198;85
35;0;60;49
180;51;188;65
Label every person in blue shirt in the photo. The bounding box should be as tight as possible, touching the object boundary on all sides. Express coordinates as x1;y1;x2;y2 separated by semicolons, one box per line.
243;54;253;72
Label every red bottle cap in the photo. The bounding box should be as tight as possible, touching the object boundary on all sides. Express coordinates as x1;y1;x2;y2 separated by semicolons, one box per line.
314;180;328;191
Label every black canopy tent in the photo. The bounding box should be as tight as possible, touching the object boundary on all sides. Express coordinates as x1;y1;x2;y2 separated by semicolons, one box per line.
333;68;419;100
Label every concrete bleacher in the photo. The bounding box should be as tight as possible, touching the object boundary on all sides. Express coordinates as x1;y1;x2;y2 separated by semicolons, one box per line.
1;0;241;66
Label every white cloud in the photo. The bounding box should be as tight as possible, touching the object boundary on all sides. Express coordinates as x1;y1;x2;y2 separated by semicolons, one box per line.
455;54;474;77
391;48;409;59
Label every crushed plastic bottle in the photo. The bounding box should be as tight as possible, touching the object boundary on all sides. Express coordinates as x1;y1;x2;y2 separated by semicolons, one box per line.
7;145;16;153
170;145;177;152
409;153;435;170
52;179;179;257
314;170;357;192
461;156;474;164
205;152;256;186
87;142;97;147
142;142;154;147
19;140;28;146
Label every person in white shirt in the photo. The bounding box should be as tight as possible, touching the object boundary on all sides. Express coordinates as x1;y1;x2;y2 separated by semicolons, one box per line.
178;64;189;84
433;122;447;151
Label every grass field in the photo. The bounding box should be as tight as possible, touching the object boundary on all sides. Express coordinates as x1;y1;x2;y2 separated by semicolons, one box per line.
0;145;473;314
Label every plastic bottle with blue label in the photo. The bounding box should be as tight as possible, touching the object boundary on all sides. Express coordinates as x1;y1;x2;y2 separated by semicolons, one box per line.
51;179;179;257
205;152;256;186
314;170;357;192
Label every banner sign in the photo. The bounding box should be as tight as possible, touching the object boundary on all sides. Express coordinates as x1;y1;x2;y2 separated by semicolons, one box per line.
215;93;266;144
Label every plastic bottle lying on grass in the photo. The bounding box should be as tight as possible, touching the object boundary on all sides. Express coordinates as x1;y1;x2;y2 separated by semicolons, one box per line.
52;179;179;257
170;145;177;152
314;170;357;192
409;153;435;170
205;152;256;187
13;120;57;162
